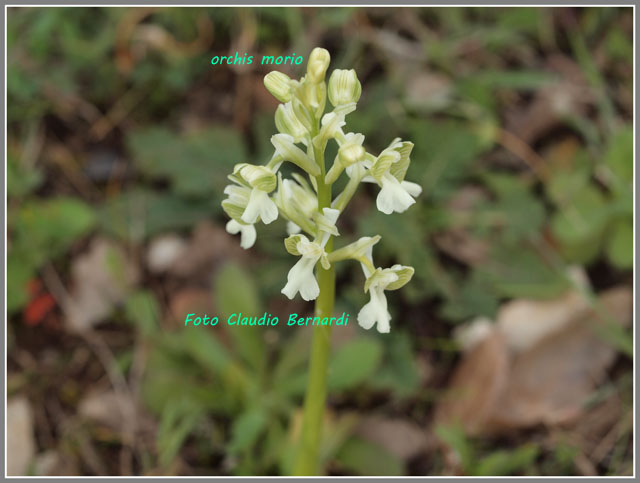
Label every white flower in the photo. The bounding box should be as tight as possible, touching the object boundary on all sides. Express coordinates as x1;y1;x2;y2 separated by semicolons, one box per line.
363;138;422;215
356;244;414;333
281;236;324;301
359;281;393;333
281;208;339;301
225;220;257;249
274;173;318;235
222;163;279;225
242;187;278;224
375;174;422;215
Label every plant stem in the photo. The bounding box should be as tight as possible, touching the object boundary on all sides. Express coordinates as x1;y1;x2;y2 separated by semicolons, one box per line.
292;132;335;476
292;240;334;475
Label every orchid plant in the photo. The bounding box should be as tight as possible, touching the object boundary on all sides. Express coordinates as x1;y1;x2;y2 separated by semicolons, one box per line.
221;48;421;475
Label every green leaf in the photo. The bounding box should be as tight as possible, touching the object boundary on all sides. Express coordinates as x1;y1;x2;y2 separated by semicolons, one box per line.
157;398;204;467
604;126;633;186
435;424;474;471
328;337;383;391
15;197;95;263
181;328;233;375
606;219;633;269
550;185;610;263
124;290;161;338
478;245;569;299
141;340;236;415
215;263;265;373
441;270;499;321
335;437;404;476
481;173;546;243
7;254;36;313
473;444;539;476
409;119;489;200
228;407;268;455
7;153;43;198
272;329;311;398
127;126;246;198
99;188;218;241
8;197;95;312
369;331;422;397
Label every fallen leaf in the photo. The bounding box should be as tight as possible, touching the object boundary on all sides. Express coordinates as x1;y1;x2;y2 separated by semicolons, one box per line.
487;286;632;431
496;266;591;352
454;267;590;353
434;331;509;436
7;396;36;476
65;238;140;332
165;220;245;279
437;286;632;436
355;416;431;460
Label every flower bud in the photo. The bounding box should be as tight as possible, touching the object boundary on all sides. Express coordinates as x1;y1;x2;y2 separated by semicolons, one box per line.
338;142;366;167
328;69;362;106
234;163;277;192
307;47;330;83
275;102;309;143
264;71;293;103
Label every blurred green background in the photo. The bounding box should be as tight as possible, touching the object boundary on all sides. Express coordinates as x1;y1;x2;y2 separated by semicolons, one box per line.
6;6;633;476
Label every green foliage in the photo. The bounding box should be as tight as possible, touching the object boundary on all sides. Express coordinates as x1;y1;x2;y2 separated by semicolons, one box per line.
157;399;205;467
125;290;161;338
99;188;219;241
127;126;246;198
436;424;540;476
8;197;96;311
335;437;404;476
214;263;265;372
328;338;383;391
546;127;632;269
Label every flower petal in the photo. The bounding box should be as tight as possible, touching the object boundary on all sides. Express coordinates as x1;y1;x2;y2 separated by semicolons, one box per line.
376;175;416;214
357;287;391;333
401;180;423;198
281;256;319;301
226;220;256;250
242;188;278;224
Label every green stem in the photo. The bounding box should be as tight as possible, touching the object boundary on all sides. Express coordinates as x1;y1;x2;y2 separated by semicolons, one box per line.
292;123;335;476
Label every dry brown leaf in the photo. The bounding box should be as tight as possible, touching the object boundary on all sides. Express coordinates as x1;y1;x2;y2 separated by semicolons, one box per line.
487;286;632;432
437;286;632;437
355;416;431;460
7;396;36;476
166;220;245;279
496;267;591;352
434;331;509;436
65;238;139;332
